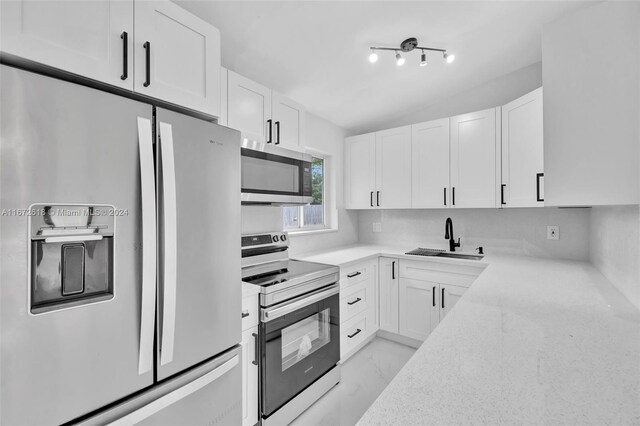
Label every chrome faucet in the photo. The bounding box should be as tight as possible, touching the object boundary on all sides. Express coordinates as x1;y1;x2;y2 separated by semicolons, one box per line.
444;217;461;252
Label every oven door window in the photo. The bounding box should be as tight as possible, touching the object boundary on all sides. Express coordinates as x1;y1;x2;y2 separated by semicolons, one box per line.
241;149;300;195
281;308;330;371
260;293;340;418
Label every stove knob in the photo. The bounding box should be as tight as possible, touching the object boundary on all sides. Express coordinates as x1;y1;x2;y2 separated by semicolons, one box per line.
280;234;287;241
272;235;279;242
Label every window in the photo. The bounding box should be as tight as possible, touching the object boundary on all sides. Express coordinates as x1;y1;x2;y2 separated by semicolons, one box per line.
283;156;325;230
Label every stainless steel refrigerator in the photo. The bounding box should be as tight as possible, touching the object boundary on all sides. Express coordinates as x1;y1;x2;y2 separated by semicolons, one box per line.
0;65;242;425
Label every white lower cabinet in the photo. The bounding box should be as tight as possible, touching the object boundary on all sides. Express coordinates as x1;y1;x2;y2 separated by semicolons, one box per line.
241;289;259;426
339;259;378;361
398;278;439;341
440;284;467;318
241;327;258;426
378;257;399;334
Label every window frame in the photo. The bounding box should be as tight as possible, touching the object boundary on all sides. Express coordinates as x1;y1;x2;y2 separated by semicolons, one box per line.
283;154;327;232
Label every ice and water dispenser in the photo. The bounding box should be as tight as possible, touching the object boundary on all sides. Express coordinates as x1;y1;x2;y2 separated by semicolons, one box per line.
29;205;115;314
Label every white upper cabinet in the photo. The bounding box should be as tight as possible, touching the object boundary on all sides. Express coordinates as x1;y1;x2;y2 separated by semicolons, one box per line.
411;118;450;208
227;71;306;149
135;0;220;117
450;108;499;208
1;0;134;90
345;133;376;209
375;126;412;209
501;87;544;208
542;2;639;206
227;71;272;143
272;93;306;149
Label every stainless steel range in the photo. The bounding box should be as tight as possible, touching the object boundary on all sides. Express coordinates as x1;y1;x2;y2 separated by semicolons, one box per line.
242;232;341;425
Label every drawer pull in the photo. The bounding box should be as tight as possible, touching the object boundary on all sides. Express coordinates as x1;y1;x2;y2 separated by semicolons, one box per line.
347;297;362;306
347;271;361;278
241;311;249;318
347;328;362;339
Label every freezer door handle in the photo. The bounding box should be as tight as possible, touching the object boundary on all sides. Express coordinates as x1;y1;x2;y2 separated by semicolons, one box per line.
159;122;178;366
137;117;156;375
107;355;239;425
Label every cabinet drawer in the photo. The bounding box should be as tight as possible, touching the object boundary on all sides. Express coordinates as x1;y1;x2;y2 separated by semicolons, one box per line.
340;280;372;323
340;310;372;359
241;294;258;331
340;260;374;288
399;259;484;287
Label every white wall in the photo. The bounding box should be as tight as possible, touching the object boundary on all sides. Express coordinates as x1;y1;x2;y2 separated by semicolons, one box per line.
241;112;359;256
359;208;591;261
357;61;542;134
589;206;640;310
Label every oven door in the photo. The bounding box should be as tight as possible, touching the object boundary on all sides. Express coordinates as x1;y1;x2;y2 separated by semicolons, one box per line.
240;145;313;205
260;285;340;418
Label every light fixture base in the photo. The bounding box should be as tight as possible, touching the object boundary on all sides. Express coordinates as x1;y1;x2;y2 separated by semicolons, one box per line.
400;37;418;52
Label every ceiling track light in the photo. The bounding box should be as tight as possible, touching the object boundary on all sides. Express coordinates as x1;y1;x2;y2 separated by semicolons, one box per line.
368;37;455;67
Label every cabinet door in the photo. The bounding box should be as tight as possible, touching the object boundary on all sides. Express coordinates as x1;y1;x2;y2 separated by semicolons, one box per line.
378;257;399;334
241;328;258;426
134;1;221;116
272;92;306;149
227;71;272;144
411;118;450;208
502;88;544;207
375;126;412;208
450;108;499;208
345;133;376;209
440;284;467;319
399;279;439;341
0;0;133;89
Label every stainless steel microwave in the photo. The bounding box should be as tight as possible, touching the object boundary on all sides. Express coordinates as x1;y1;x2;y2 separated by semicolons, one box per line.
241;140;313;205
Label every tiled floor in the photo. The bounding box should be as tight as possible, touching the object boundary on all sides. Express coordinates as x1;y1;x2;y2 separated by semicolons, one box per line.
291;337;416;426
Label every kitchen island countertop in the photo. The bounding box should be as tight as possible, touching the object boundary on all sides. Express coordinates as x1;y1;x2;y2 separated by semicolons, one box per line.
296;245;640;425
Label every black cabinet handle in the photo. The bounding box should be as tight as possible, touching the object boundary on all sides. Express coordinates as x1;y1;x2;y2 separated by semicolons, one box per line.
391;261;395;279
501;184;506;205
370;191;374;207
275;121;280;144
536;173;544;202
376;191;380;207
252;333;258;365
432;286;436;307
347;297;362;306
120;31;128;80
241;312;249;318
443;187;447;206
266;119;273;143
347;328;362;339
347;271;361;278
452;187;456;206
441;287;445;309
143;41;151;87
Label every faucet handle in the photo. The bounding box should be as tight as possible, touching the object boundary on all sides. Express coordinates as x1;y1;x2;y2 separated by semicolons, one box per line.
454;238;461;248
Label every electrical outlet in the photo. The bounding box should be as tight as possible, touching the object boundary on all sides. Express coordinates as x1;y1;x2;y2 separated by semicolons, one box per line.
373;222;382;233
547;225;559;240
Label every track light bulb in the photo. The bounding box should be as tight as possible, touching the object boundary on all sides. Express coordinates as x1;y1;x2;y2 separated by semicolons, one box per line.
444;52;455;64
420;52;427;67
369;50;378;63
396;52;405;66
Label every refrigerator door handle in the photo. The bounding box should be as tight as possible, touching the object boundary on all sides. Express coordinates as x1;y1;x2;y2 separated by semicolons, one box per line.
158;121;178;366
107;355;239;425
137;117;157;375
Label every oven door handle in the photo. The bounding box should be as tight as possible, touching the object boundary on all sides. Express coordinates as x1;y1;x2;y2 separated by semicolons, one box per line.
261;284;339;322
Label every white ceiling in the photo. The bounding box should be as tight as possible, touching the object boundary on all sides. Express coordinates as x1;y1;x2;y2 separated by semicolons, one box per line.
176;1;595;134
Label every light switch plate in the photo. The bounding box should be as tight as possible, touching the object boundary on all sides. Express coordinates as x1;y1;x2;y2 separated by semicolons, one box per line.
547;225;559;240
373;222;382;233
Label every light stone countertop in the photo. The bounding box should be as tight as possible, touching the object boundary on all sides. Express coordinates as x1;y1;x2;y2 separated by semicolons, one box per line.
296;244;640;425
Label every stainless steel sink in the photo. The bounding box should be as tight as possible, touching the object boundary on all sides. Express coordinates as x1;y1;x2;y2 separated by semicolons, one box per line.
436;252;484;261
405;248;484;261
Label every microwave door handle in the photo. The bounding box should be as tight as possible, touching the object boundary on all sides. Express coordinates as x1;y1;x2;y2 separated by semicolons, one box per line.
158;121;178;366
136;117;157;375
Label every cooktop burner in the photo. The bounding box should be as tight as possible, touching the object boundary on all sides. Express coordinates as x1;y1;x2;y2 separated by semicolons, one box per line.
243;259;335;287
